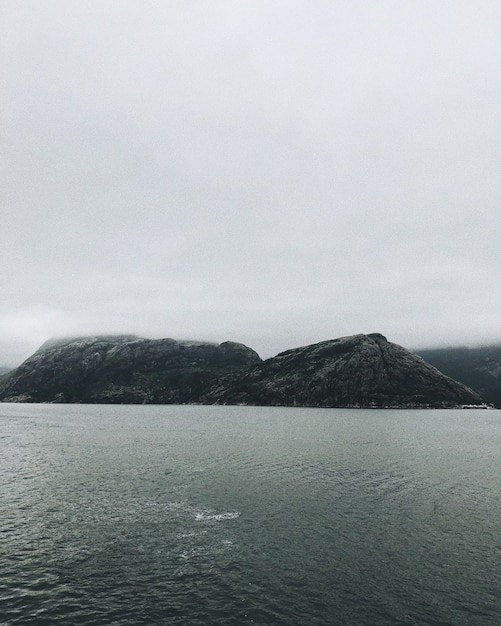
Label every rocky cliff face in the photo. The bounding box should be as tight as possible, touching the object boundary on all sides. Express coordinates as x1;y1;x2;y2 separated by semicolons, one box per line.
0;333;485;407
0;335;261;404
201;333;484;408
416;345;501;407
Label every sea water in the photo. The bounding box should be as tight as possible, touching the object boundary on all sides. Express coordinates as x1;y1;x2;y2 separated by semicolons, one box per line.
1;404;500;625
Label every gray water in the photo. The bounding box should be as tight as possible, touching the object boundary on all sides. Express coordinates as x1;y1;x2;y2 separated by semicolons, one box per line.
1;404;500;625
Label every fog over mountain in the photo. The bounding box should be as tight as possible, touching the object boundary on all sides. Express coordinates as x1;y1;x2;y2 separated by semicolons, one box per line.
2;1;501;367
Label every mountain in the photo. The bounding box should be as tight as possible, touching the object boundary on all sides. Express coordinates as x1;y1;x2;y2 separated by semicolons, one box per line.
0;333;485;408
416;345;501;407
200;333;484;408
0;335;261;404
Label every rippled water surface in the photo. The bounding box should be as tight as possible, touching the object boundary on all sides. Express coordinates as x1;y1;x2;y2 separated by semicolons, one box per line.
1;404;500;625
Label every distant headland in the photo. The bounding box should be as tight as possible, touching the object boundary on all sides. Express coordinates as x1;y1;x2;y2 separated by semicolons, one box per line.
1;333;494;408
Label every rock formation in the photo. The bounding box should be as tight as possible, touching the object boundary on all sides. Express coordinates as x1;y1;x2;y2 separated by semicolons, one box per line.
0;332;485;407
0;335;261;404
201;333;484;408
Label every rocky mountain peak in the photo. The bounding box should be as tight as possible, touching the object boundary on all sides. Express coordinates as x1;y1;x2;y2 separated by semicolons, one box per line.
0;335;261;404
201;333;483;408
0;332;485;408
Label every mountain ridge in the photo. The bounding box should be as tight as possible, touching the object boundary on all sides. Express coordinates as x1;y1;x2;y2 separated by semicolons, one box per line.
0;335;260;404
0;333;484;408
200;333;483;408
416;345;501;407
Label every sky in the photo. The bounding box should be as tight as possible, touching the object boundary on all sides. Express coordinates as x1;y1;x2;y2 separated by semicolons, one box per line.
2;0;501;366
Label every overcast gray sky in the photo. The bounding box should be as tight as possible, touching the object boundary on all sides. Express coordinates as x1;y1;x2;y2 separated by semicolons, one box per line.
2;0;501;365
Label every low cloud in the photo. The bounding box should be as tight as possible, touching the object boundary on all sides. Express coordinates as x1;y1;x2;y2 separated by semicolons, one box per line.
2;0;501;365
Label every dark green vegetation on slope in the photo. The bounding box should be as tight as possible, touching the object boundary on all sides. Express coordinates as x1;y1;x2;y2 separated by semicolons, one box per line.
416;345;501;407
0;336;261;404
